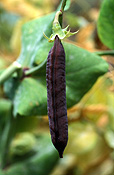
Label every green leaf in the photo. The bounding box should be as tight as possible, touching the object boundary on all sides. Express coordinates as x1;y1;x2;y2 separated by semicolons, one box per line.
97;0;114;49
1;134;58;175
13;78;47;116
0;7;19;52
17;12;55;67
57;0;71;11
0;57;7;69
10;132;36;156
63;42;108;108
4;77;20;100
64;0;71;11
105;130;114;149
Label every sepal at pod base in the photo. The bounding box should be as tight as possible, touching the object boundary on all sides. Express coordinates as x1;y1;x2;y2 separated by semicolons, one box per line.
44;11;78;42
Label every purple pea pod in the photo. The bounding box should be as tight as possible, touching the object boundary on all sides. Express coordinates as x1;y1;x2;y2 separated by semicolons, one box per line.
46;35;68;158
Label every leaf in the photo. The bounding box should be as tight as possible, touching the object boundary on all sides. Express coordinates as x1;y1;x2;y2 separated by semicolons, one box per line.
105;130;114;149
4;77;20;100
1;134;59;175
57;0;71;11
0;7;19;52
0;57;7;69
13;78;47;116
17;12;55;67
63;42;108;108
64;0;71;11
66;123;98;155
10;132;36;156
97;0;114;49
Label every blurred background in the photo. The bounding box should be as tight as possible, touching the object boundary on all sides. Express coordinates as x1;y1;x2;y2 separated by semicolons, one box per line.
0;0;114;175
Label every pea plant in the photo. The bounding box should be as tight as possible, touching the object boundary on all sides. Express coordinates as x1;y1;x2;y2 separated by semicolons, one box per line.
0;0;114;174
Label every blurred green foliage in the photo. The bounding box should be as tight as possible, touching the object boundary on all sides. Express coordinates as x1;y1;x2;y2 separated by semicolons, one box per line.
0;0;114;175
0;7;20;52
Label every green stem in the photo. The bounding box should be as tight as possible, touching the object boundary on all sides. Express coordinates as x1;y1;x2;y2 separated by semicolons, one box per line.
94;50;114;56
59;0;67;27
25;59;46;76
0;61;22;85
53;11;62;24
0;112;16;169
60;0;67;12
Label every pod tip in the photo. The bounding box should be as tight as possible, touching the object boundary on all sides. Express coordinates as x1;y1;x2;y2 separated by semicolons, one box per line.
59;152;63;158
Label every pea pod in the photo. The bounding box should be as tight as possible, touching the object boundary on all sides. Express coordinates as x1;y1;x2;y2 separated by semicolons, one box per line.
46;35;68;158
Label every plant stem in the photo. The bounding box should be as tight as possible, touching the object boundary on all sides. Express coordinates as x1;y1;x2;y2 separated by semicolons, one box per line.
59;0;67;27
53;11;62;24
0;112;16;169
25;59;46;76
0;61;22;85
60;0;67;12
95;50;114;56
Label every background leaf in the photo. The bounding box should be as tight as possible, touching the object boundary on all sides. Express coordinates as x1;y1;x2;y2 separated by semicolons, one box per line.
58;0;71;11
1;134;59;175
97;0;114;49
64;0;71;11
